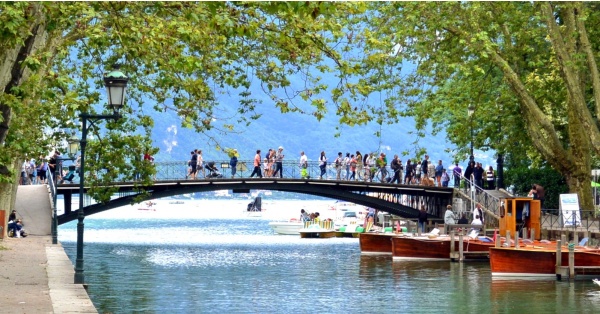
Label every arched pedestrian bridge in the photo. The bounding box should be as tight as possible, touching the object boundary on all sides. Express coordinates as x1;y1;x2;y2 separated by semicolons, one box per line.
55;160;454;224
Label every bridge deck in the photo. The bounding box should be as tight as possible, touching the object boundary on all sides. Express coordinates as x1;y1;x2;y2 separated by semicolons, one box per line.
55;178;454;225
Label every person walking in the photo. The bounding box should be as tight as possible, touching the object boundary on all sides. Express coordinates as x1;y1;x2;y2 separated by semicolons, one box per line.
421;155;429;179
452;163;462;188
272;146;285;178
335;152;343;180
188;150;198;180
299;151;308;179
377;153;388;183
390;154;401;184
414;160;422;184
343;153;350;180
444;205;455;233
349;154;357;181
418;205;428;233
464;161;474;191
196;149;205;179
229;150;238;178
441;169;450;187
319;151;327;179
355;151;363;181
37;156;47;184
250;149;263;178
404;159;413;185
435;160;444;187
486;166;495;190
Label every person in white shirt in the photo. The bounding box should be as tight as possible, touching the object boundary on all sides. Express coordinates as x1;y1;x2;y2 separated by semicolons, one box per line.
343;153;350;180
444;205;455;225
299;151;308;179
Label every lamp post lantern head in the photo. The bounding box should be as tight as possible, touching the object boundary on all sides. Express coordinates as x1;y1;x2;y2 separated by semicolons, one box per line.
67;134;80;158
103;64;129;114
467;105;475;117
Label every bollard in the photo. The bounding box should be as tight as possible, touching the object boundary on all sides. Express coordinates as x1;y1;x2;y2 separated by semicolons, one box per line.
458;232;464;262
568;243;575;279
556;240;562;281
531;228;536;241
523;227;528;241
506;230;511;247
514;230;520;249
574;231;578;247
450;230;455;254
584;231;589;247
561;233;567;245
495;232;501;248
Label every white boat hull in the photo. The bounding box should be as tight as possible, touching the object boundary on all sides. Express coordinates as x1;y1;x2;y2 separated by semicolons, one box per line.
268;221;303;235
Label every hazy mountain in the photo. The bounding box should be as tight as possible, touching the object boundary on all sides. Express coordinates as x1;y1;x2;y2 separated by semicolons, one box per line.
147;74;496;169
147;104;497;170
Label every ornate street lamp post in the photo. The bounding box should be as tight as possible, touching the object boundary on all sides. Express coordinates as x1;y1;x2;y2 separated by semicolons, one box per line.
74;65;128;284
51;134;80;245
468;105;475;163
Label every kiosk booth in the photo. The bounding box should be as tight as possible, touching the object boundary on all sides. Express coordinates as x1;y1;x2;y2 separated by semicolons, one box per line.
498;197;541;240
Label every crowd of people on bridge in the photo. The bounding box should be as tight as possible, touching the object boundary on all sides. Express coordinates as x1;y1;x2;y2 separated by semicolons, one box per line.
19;150;77;186
217;147;500;191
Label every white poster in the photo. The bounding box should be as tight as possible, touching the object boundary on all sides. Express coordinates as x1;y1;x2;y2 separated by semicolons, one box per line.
559;193;581;227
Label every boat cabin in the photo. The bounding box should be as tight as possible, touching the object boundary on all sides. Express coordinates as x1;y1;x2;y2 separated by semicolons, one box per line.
498;197;541;240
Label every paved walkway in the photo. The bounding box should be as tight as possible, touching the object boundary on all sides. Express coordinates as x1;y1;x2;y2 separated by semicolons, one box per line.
0;236;97;313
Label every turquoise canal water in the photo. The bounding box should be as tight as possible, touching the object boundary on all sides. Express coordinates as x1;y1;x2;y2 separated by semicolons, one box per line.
58;200;600;313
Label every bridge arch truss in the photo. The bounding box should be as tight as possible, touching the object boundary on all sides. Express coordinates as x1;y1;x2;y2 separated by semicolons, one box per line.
56;178;454;225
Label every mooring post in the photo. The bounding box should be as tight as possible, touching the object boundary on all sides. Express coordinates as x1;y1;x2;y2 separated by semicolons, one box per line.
514;230;520;249
523;227;528;241
573;231;578;247
584;231;589;247
458;232;464;262
495;232;501;248
450;230;455;254
556;240;562;281
506;230;511;247
561;233;566;245
531;228;536;241
568;243;575;280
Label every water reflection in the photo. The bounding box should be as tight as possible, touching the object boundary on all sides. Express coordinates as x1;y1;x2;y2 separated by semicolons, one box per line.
60;216;600;314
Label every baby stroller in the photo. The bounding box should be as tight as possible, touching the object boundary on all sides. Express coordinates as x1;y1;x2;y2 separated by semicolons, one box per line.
60;165;77;184
205;162;223;178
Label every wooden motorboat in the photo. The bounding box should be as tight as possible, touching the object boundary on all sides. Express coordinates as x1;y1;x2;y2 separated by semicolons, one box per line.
489;244;600;277
359;232;398;255
391;235;494;261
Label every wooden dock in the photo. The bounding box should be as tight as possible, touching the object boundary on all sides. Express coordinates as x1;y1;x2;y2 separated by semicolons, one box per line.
555;241;600;280
448;228;492;262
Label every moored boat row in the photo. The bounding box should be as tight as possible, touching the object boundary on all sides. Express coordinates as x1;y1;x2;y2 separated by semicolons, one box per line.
359;196;595;278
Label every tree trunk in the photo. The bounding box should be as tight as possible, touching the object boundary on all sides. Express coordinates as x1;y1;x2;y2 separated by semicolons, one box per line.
0;159;21;237
564;101;594;212
0;3;52;146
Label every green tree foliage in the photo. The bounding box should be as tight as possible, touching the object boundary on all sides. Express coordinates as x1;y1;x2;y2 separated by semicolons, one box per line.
346;2;600;210
2;1;599;212
0;2;367;204
504;167;569;210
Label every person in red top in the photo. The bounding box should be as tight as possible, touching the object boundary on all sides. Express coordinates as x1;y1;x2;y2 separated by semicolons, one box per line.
143;152;156;180
250;149;263;178
143;153;154;162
